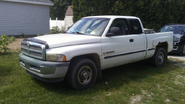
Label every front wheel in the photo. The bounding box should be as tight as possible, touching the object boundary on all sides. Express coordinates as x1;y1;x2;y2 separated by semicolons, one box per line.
179;44;185;56
67;58;97;90
151;47;167;67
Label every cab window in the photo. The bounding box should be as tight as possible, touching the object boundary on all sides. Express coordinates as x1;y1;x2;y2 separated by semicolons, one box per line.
128;19;142;34
109;19;129;35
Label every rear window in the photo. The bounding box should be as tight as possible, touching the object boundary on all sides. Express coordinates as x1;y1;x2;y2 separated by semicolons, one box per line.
128;19;142;34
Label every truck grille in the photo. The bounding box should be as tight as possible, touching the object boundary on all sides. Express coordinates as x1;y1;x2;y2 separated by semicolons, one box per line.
21;41;46;60
21;48;28;54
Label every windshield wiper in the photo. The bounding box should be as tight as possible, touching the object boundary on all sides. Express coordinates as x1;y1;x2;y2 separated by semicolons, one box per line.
72;31;86;35
76;31;84;34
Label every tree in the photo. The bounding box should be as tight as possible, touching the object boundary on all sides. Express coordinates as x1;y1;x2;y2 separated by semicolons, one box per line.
72;0;185;30
50;0;72;20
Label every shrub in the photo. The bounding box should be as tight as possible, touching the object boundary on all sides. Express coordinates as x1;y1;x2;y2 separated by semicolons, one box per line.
0;35;10;52
20;33;27;38
50;26;61;34
9;36;16;43
37;34;41;36
0;35;16;53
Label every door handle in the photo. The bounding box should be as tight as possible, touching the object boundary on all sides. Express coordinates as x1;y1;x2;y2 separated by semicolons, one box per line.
130;39;134;42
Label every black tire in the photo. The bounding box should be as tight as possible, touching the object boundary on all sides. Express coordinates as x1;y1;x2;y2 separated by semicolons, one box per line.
151;47;167;67
179;44;185;56
67;58;97;90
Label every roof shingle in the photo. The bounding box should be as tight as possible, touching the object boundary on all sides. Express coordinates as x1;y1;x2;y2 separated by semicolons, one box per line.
25;0;53;4
65;6;73;16
2;0;53;5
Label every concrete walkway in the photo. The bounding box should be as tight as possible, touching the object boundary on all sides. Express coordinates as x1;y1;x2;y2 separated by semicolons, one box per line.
168;55;185;61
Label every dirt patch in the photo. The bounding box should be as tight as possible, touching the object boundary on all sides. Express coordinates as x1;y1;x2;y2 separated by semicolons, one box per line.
130;95;142;104
7;38;24;52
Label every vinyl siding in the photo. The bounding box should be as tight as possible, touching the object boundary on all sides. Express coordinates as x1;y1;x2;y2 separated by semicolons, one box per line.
0;1;50;35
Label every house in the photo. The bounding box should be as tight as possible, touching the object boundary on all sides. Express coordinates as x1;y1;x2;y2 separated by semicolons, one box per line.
50;6;73;31
64;6;73;30
0;0;53;37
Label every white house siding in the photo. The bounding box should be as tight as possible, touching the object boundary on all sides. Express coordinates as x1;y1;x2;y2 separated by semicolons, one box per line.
0;1;50;36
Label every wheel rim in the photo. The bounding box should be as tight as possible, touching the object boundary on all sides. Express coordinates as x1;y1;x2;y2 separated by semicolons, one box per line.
77;66;92;85
157;52;164;64
183;45;185;54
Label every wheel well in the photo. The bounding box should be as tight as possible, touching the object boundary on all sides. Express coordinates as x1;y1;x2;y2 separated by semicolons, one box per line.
70;54;102;79
156;42;168;52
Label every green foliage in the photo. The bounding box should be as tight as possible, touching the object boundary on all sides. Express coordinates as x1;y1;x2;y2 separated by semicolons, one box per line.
0;35;15;53
0;35;9;52
50;26;62;34
72;0;185;30
9;36;16;43
20;33;27;38
37;34;50;37
72;0;107;22
50;0;71;20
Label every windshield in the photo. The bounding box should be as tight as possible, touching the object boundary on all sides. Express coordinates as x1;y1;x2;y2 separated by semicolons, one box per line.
159;25;185;34
66;18;110;36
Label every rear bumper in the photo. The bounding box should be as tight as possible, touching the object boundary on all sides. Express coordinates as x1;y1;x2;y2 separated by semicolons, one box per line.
19;53;70;82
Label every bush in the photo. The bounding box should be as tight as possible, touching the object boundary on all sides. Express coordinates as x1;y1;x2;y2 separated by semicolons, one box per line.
0;35;16;53
9;36;16;43
20;33;27;38
0;35;9;52
50;26;62;34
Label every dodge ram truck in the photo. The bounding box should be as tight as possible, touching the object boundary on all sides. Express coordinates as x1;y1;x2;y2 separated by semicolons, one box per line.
19;16;173;90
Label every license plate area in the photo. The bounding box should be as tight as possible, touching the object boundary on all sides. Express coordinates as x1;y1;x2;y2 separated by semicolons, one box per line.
30;65;41;72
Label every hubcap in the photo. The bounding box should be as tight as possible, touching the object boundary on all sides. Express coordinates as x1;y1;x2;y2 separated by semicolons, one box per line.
158;52;164;64
77;66;92;85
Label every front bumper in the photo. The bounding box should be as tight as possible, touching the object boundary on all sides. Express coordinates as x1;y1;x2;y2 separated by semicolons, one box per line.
170;42;181;54
19;53;70;82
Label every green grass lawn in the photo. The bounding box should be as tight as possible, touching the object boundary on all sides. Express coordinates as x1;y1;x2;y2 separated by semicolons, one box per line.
0;52;185;104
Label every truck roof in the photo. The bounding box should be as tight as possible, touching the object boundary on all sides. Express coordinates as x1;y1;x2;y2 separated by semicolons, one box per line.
84;15;139;19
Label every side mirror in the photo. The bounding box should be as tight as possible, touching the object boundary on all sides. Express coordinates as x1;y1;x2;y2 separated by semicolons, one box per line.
106;27;120;37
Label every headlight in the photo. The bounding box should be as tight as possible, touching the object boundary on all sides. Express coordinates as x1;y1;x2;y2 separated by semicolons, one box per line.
46;54;66;61
174;36;181;42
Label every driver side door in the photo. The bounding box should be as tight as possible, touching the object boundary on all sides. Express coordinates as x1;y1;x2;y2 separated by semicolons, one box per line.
101;19;136;69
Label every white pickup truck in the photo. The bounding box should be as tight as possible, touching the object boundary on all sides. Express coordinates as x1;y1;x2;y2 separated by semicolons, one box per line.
19;16;173;90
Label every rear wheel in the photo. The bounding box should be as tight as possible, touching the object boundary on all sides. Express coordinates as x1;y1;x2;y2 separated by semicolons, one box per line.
179;44;185;56
151;47;167;67
67;58;97;90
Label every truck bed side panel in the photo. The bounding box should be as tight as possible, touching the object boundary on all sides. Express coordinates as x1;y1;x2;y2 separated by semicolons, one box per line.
145;32;173;59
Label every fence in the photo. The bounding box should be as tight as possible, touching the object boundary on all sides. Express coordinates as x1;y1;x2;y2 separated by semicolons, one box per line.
50;18;64;31
50;16;73;31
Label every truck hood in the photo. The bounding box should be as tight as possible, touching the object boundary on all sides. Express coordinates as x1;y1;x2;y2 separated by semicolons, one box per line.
173;34;185;42
174;34;184;37
33;34;101;48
